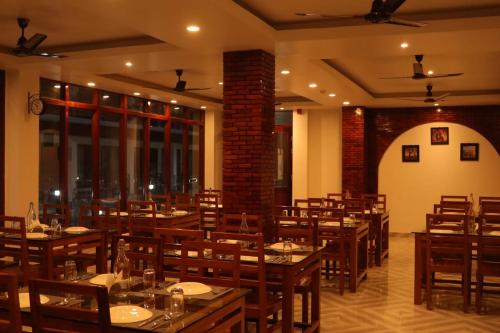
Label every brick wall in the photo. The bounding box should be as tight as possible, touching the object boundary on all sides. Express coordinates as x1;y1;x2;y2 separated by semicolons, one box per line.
222;50;275;240
343;105;500;194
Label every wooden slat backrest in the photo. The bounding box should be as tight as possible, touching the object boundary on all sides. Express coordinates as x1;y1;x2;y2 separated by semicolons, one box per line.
441;195;468;202
179;241;241;288
29;278;111;333
361;193;387;212
196;193;219;207
307;198;323;208
92;198;120;209
110;235;162;278
0;273;21;333
220;214;263;233
0;216;29;285
326;193;344;201
318;208;346;238
273;205;294;217
341;199;366;220
276;216;317;246
202;189;222;201
127;200;156;236
173;193;193;210
439;200;470;214
425;214;469;265
293;199;308;208
480;197;500;216
78;205;120;231
154;228;204;279
151;193;172;211
42;204;70;227
477;215;500;262
323;198;341;209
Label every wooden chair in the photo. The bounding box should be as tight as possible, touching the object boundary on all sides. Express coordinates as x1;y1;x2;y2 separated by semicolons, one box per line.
441;195;468;202
0;216;37;286
42;203;71;227
174;192;194;211
151;193;172;211
202;188;222;201
220;214;263;233
154;228;204;279
293;199;308;209
79;205;121;232
29;278;111;333
127;200;157;236
323;198;341;209
362;193;387;213
110;235;162;279
273;206;295;218
479;197;500;221
197;193;220;235
318;209;347;295
275;216;317;246
179;241;241;288
327;193;344;201
211;232;282;333
342;198;367;220
476;215;500;314
438;200;471;215
0;273;22;333
425;213;471;312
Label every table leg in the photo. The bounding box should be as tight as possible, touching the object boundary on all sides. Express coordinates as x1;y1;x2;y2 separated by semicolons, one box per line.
97;232;107;273
46;245;54;280
281;267;295;333
414;236;423;305
350;232;358;292
375;220;382;266
311;257;321;332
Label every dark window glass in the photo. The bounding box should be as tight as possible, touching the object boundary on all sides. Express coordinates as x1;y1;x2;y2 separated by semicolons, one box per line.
171;105;187;118
69;85;94;103
127;96;144;111
149;101;165;115
149;120;165;195
68;108;93;224
100;112;121;200
99;91;121;108
275;111;292;126
190;109;202;121
40;79;64;100
127;117;144;199
188;125;200;195
170;122;184;192
39;105;63;213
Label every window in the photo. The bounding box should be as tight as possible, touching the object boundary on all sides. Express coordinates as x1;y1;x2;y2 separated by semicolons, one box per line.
100;112;121;199
69;85;93;103
170;122;184;192
149;120;166;195
127;96;144;112
188;125;201;195
127;117;144;199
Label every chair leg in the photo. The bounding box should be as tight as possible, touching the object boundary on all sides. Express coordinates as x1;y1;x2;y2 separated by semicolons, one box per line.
463;270;470;313
426;269;433;310
339;257;345;296
301;291;308;324
476;272;482;315
325;259;330;280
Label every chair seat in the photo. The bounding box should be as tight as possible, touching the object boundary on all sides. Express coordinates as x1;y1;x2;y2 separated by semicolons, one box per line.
245;293;282;317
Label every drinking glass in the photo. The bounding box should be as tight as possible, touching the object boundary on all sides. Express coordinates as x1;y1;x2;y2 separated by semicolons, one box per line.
283;240;293;262
171;207;176;216
142;268;156;309
169;287;185;317
50;218;58;231
64;260;77;281
282;209;288;217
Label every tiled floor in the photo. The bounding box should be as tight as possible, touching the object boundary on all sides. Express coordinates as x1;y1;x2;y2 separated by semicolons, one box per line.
313;234;500;333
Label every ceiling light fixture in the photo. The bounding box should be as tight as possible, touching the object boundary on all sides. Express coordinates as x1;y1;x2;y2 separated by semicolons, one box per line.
281;69;290;75
400;42;409;49
200;106;207;109
328;93;336;97
125;61;133;67
279;107;285;110
427;70;434;75
170;99;177;104
133;92;141;96
187;25;200;32
87;82;96;87
102;95;110;99
343;101;350;105
54;84;61;89
308;83;318;88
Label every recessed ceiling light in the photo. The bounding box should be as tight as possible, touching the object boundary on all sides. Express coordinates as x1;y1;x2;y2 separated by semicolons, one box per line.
308;83;318;88
343;101;350;105
187;25;200;32
281;69;290;75
437;108;442;112
279;107;285;110
170;99;177;104
400;42;409;49
434;102;439;106
102;95;110;99
200;106;207;109
54;84;61;89
133;92;141;96
218;81;223;86
87;82;96;87
427;70;434;75
125;61;133;67
328;93;336;97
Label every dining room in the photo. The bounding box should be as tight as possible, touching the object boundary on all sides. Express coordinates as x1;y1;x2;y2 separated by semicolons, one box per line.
1;1;500;332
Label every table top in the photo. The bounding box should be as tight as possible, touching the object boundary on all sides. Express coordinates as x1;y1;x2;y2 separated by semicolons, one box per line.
0;228;103;242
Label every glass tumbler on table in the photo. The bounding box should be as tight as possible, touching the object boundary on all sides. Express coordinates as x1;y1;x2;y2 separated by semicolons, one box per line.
142;268;156;309
283;240;293;262
63;260;78;304
169;287;185;318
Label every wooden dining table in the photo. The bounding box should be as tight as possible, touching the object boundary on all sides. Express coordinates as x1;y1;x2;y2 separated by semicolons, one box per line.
16;277;248;332
371;211;390;266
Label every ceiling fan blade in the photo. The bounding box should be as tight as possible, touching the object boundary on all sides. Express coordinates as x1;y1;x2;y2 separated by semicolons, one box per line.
396;98;423;102
33;49;66;58
435;93;451;101
23;33;47;50
379;76;413;79
385;17;426;27
429;73;463;78
295;12;364;19
183;88;211;91
382;0;407;13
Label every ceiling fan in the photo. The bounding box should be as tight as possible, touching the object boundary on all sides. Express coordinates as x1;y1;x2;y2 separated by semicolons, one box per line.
380;55;463;80
398;84;450;103
8;18;66;58
172;69;210;92
296;0;426;28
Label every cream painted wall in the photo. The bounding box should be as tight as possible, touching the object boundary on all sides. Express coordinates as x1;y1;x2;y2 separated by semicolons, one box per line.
204;108;222;190
4;68;40;217
293;108;342;201
379;122;500;233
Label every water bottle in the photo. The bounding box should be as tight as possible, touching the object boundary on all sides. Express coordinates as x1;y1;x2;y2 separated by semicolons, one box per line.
26;202;37;232
239;212;249;248
113;239;131;298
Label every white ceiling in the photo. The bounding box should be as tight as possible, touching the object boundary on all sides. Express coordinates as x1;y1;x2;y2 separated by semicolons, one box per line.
1;0;500;110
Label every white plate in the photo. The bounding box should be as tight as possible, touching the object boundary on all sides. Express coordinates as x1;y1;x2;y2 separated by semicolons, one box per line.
320;221;340;227
110;305;153;324
89;273;115;286
65;226;89;234
173;210;188;216
167;282;212;296
26;232;49;240
241;255;270;263
269;242;301;251
18;292;49;308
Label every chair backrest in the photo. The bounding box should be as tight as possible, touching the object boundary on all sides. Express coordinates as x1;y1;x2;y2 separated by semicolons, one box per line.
342;199;366;220
154;228;204;279
151;193;172;211
318;209;346;247
29;278;111;333
110;235;162;278
179;241;241;288
196;195;220;231
79;205;121;231
441;195;468;202
439;200;470;214
307;198;323;208
361;193;387;212
127;200;157;236
92;198;120;210
326;193;344;201
293;199;308;208
220;214;263;233
0;273;22;333
323;198;341;209
42;203;70;227
273;205;295;217
479;197;500;216
275;216;317;246
425;213;469;267
173;193;193;210
477;215;500;269
0;216;30;285
202;189;222;201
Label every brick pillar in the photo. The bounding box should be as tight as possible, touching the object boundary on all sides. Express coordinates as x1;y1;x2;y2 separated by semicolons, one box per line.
342;106;366;196
223;50;275;240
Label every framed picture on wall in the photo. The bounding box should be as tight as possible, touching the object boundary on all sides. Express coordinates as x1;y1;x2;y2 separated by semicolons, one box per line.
402;145;419;162
460;143;479;161
431;127;449;145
